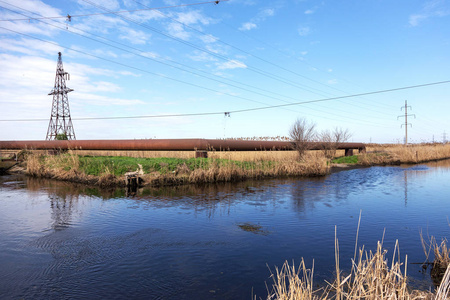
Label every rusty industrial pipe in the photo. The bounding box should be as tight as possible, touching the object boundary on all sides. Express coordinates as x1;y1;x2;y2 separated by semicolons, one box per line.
0;139;366;152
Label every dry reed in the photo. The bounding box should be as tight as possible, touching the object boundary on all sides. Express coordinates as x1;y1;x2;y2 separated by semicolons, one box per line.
420;232;450;288
264;227;450;299
73;150;195;159
362;144;450;165
26;151;121;187
24;151;329;187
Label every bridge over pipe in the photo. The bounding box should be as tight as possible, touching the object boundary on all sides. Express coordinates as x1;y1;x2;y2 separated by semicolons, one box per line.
0;139;366;157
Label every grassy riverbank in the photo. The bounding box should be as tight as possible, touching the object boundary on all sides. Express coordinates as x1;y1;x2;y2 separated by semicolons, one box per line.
12;143;450;186
337;143;450;165
24;151;328;187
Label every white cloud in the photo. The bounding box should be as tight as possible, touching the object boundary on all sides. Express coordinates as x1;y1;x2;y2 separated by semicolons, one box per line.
260;8;275;18
187;51;217;62
216;59;247;70
92;49;118;58
74;93;143;106
239;22;257;31
0;53;143;132
74;15;128;35
85;81;122;93
77;0;120;10
205;44;228;55
119;71;141;77
409;0;450;26
0;38;61;56
409;14;428;26
140;51;159;59
0;6;62;37
304;9;314;14
126;9;164;23
238;6;276;31
199;34;218;44
327;79;338;84
5;0;62;18
176;10;210;26
298;26;311;36
165;10;211;41
119;27;150;45
167;22;190;40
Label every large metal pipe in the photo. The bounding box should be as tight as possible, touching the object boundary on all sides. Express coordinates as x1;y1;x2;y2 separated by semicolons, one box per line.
0;139;366;152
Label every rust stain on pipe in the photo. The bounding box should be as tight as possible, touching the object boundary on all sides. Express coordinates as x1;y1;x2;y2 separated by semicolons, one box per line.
0;139;366;152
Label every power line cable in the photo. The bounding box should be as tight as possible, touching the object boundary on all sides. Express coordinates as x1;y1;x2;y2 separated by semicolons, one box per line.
1;5;446;128
0;21;395;128
139;1;401;119
71;0;411;122
1;80;449;122
1;0;400;122
78;0;338;95
1;4;397;126
0;0;228;22
207;9;401;113
129;0;346;98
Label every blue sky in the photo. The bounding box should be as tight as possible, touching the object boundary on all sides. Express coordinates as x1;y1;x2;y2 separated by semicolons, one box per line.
0;0;449;143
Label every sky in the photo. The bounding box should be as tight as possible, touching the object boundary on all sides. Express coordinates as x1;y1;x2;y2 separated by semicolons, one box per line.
0;0;449;143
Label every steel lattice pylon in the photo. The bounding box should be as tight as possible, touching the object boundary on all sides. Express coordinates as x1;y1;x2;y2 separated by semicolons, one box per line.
46;52;76;140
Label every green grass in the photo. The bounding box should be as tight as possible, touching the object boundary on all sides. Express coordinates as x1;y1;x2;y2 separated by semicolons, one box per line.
332;155;359;164
77;156;277;176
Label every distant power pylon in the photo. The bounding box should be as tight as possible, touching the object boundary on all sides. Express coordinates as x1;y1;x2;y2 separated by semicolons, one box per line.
397;100;415;145
46;52;76;140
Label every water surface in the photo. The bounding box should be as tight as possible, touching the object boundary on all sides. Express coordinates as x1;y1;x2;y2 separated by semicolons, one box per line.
1;160;450;299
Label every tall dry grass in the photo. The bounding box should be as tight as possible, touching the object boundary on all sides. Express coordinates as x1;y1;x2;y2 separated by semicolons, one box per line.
73;150;195;159
24;151;329;187
265;225;450;300
361;144;450;165
420;231;450;288
142;154;328;186
26;151;121;187
72;149;345;162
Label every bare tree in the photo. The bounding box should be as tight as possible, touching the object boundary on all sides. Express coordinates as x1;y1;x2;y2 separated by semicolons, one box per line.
319;129;334;159
333;127;352;146
289;118;317;159
319;127;352;159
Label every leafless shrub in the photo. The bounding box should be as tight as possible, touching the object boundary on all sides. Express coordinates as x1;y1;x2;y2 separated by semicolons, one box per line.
289;118;317;160
320;129;335;159
319;127;352;159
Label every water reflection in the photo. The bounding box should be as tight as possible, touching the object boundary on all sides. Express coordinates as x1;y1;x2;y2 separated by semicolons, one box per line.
404;171;408;206
1;160;450;299
8;162;444;222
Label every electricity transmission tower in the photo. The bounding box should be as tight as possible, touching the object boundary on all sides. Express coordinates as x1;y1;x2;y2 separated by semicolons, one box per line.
397;100;415;145
46;52;76;140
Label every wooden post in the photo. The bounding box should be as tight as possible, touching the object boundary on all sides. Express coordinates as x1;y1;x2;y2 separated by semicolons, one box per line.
195;151;208;158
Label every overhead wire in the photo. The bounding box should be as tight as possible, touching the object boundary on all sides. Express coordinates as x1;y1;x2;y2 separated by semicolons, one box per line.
72;0;405;124
130;0;401;119
1;80;449;122
78;0;342;95
206;8;400;114
0;0;229;22
0;3;398;126
129;0;345;98
1;2;448;131
0;24;394;127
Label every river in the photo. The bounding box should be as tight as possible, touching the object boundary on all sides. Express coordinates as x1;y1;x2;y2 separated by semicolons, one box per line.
1;160;450;299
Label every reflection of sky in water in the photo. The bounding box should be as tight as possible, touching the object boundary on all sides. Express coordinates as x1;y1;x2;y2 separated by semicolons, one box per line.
0;160;449;299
